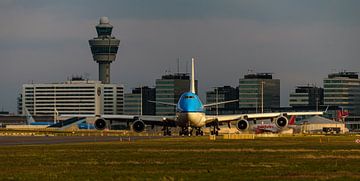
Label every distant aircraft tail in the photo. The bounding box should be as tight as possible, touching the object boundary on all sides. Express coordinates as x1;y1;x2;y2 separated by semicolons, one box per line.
24;108;35;125
337;110;349;121
289;115;296;125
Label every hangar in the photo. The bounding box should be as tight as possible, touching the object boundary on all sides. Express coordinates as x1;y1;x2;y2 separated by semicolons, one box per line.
300;116;347;134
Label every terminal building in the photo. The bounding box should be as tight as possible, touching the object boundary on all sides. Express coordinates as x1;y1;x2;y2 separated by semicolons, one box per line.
238;73;280;112
18;78;124;117
155;73;197;115
206;86;239;115
124;86;156;115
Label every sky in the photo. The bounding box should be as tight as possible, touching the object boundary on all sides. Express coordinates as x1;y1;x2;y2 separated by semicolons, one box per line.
1;0;360;113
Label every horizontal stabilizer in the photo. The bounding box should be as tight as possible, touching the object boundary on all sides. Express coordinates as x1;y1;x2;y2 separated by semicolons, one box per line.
204;99;239;107
148;100;177;106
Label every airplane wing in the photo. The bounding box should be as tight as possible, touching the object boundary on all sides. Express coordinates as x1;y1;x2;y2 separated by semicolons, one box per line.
205;111;323;123
102;114;176;126
60;114;177;129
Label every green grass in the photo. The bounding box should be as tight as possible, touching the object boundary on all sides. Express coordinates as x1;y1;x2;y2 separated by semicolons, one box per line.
1;136;360;180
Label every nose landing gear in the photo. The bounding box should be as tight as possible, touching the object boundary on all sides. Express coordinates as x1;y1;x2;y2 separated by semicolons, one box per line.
179;127;192;136
162;126;172;136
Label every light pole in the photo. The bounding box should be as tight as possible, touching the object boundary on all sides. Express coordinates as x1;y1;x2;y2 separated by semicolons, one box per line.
261;81;264;113
216;88;219;116
140;86;143;116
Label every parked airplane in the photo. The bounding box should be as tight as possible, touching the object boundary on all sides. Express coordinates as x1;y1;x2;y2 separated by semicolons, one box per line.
245;116;297;134
63;58;324;136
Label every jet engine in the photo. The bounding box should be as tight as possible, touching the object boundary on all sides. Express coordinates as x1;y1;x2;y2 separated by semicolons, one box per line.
236;119;249;131
275;116;288;128
94;118;108;130
132;120;145;133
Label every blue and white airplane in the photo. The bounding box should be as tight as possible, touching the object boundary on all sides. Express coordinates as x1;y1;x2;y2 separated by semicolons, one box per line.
87;58;324;136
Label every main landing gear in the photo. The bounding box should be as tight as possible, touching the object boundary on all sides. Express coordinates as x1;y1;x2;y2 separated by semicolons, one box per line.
179;127;192;136
210;124;220;136
179;127;204;136
162;126;171;136
195;128;204;136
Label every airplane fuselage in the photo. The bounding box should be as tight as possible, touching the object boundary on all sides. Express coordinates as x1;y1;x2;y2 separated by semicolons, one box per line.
175;92;207;128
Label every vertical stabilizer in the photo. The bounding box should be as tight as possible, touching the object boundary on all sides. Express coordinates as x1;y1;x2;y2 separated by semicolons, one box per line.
25;108;35;125
190;58;196;93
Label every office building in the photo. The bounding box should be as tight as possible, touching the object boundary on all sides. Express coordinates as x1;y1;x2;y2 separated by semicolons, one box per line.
206;86;239;115
89;17;120;84
324;72;360;115
18;78;124;116
238;73;280;111
124;86;156;115
155;73;196;115
289;86;324;108
324;71;360;130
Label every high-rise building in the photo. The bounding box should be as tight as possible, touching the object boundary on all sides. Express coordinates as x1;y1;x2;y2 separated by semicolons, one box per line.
18;78;124;116
238;73;280;111
289;86;324;108
89;17;120;84
155;73;196;115
324;71;360;116
124;86;156;115
206;86;239;115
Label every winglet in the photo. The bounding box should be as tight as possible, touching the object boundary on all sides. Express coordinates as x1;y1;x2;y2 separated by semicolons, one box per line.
190;57;196;94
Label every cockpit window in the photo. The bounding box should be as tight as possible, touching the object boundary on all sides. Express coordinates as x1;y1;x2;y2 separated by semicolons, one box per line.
185;96;195;99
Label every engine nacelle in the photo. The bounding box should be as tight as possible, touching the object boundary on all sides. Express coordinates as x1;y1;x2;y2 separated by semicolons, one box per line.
275;116;288;128
94;118;108;130
132;120;146;133
236;119;249;131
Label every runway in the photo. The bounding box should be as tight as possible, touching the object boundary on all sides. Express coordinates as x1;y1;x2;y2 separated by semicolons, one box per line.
0;136;162;146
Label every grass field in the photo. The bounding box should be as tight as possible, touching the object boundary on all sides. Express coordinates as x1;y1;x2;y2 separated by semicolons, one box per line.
1;135;360;180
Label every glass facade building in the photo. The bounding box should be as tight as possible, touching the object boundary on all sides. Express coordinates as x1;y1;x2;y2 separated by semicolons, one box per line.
324;72;360;115
206;86;239;115
155;73;196;115
238;73;280;111
124;86;156;115
289;86;324;108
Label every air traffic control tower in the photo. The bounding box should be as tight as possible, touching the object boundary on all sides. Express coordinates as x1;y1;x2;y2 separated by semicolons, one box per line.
89;17;120;84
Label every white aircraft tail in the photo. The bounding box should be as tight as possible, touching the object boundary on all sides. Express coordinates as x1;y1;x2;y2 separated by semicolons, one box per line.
190;58;196;94
24;108;35;125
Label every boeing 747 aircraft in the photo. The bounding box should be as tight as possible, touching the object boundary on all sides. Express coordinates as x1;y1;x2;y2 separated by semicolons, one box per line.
64;58;324;136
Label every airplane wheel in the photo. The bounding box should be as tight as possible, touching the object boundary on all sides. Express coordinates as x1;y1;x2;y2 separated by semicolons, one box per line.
163;130;171;136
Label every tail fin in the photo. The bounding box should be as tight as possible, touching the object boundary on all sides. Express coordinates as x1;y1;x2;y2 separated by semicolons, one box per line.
190;57;196;94
24;108;35;125
289;115;296;125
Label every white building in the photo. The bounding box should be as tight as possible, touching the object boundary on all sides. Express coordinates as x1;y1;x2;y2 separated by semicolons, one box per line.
18;79;123;116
